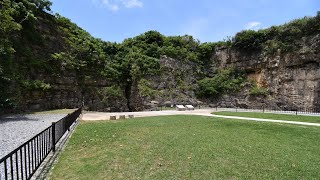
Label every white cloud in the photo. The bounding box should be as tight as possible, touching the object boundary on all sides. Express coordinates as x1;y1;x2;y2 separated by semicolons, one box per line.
121;0;143;8
102;0;119;12
245;22;262;30
93;0;143;11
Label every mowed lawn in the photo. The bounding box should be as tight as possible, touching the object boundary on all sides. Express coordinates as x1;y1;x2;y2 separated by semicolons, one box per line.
30;108;77;114
49;115;320;179
213;111;320;123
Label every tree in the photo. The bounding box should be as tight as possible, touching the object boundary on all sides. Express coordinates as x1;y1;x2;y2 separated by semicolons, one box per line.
0;0;22;56
0;0;23;112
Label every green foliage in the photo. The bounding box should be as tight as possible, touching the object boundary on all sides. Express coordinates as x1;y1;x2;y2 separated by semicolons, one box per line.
138;79;158;99
98;85;126;108
0;98;16;113
56;14;108;74
0;0;22;56
160;35;200;62
100;85;123;98
263;40;281;55
126;52;160;80
232;30;267;50
101;50;160;88
122;31;219;70
232;12;320;54
249;86;269;96
30;0;52;11
196;42;215;61
0;0;54;112
22;80;51;91
197;68;246;97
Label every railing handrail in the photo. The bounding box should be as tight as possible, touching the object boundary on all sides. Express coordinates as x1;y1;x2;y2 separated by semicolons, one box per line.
0;107;82;180
0;108;82;163
0;126;52;163
213;106;320;115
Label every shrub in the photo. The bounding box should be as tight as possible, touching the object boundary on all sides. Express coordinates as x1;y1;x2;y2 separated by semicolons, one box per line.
249;86;269;96
98;85;124;107
197;68;246;97
232;30;267;50
263;40;294;55
100;85;123;98
138;79;158;99
0;98;16;113
231;12;320;54
21;80;51;91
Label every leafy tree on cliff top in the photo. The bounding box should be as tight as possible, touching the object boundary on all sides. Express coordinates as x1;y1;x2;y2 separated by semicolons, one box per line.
232;11;320;52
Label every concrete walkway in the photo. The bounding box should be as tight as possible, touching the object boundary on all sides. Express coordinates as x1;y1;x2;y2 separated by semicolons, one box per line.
82;109;320;127
82;109;215;120
211;114;320;127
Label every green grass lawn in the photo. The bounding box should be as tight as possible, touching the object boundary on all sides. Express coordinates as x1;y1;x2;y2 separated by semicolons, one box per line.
213;111;320;123
159;107;176;111
30;109;77;114
49;115;320;179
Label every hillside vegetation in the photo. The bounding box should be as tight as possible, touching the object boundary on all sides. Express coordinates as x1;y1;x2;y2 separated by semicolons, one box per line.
1;0;319;113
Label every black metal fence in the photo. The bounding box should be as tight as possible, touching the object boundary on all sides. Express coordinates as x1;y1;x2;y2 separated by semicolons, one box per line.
0;107;82;180
216;105;320;115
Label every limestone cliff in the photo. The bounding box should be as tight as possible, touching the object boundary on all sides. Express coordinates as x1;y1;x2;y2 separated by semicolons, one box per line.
212;34;320;110
24;32;320;112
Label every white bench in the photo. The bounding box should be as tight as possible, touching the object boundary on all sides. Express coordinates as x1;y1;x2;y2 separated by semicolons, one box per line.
186;105;195;110
176;105;186;111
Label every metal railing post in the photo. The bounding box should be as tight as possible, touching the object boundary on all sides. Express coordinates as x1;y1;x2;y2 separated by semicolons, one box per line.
0;107;82;180
68;116;70;131
52;122;56;152
66;114;70;132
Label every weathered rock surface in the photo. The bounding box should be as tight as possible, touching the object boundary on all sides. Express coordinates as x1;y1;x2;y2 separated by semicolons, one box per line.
213;34;320;110
21;34;320;112
141;55;199;108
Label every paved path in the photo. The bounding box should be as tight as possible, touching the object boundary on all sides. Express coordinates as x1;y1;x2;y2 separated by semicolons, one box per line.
211;114;320;127
82;109;320;127
82;109;215;120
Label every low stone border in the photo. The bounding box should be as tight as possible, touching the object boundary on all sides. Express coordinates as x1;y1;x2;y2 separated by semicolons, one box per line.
110;115;117;120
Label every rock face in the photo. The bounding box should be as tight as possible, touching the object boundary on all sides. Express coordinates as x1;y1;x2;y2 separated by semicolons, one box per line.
21;72;115;112
213;34;320;110
138;34;320;111
21;34;320;112
141;55;199;107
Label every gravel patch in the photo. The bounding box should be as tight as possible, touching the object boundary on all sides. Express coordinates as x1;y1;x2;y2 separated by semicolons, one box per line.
0;114;67;159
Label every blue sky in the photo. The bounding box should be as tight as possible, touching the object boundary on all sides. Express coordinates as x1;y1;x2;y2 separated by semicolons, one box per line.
50;0;319;43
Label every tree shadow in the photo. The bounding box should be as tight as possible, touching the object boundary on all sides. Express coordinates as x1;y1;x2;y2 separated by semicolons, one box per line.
0;115;40;124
